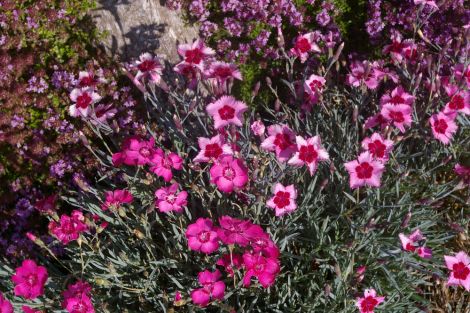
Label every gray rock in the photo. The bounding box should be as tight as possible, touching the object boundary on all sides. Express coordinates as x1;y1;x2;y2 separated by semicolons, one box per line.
91;0;198;62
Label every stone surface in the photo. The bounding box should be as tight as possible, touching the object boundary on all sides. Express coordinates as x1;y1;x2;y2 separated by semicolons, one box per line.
90;0;198;62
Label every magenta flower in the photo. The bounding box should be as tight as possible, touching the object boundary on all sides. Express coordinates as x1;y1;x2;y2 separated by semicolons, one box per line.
133;53;162;85
209;155;248;193
49;210;88;245
34;194;57;213
361;133;393;161
206;96;248;129
217;216;262;247
347;61;381;90
344;152;385;189
381;104;412;133
288;135;329;175
102;189;133;210
177;39;215;71
69;87;101;117
207;61;242;83
250;233;280;259
454;163;470;185
62;280;92;309
216;254;243;277
364;113;389;130
186;218;219;254
429;112;458;144
267;183;297;217
380;86;414;107
22;306;42;313
65;294;95;313
0;293;13;313
77;71;103;88
242;252;280;288
290;32;320;63
155;183;188;213
444;251;470;291
150;149;183;182
383;35;417;63
443;91;470;115
112;137;156;166
399;229;424;252
304;74;326;98
92;104;117;123
190;269;225;307
250;120;266;137
12;259;48;299
193;135;233;163
261;124;297;162
355;289;385;313
417;247;433;259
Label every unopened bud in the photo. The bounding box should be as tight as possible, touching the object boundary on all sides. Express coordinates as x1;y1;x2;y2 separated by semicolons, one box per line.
134;229;145;239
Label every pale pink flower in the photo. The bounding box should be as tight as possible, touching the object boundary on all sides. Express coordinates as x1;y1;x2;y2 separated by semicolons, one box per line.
186;218;219;254
48;210;88;244
288;135;329;175
77;71;104;88
414;0;438;9
150;149;183;182
251;120;266;137
443;91;470;115
381;104;412;133
209;155;248;193
12;260;48;299
92;104;117;123
155;183;188;213
347;61;381;90
206;61;242;83
380;86;414;107
193;135;233;163
361;133;393;161
290;32;321;63
261;124;297;162
0;293;13;313
267;183;297;216
355;289;385;313
190;270;225;307
304;74;326;98
417;247;433;259
344;152;385;189
133;53;162;85
454;163;470;185
177;39;215;71
102;189;133;210
206;96;248;129
429;112;458;145
444;251;470;291
242;252;280;288
69;87;101;117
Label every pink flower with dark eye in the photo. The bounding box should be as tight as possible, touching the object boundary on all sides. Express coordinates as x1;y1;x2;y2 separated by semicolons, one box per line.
454;163;470;185
186;218;219;254
417;247;433;259
102;189;133;210
133;53;162;85
206;96;248;129
355;289;385;313
69;87;101;117
290;32;321;63
304;74;326;98
443;91;470;115
429;112;458;145
288;135;329;175
177;39;215;70
62;281;92;309
34;194;57;213
344;152;385;189
0;293;13;313
191;270;225;307
267;183;297;217
399;229;424;252
380;86;414;107
361;133;393;161
65;294;95;313
155;183;187;213
381;104;412;133
193;135;233;163
77;71;104;88
242;252;280;288
347;61;381;90
92;104;117;123
444;251;470;291
209;155;248;193
207;61;242;83
364;113;389;130
12;260;48;300
383;34;417;63
112;137;156;166
217;216;262;246
216;254;243;277
150;149;183;182
414;0;438;9
251;120;265;137
174;62;199;88
48;210;88;245
261;124;297;162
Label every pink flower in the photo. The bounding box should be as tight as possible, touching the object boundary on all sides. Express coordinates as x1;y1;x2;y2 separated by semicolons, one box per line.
186;218;219;254
399;229;423;252
454;163;470;185
444;251;470;291
242;252;280;288
356;266;367;283
133;53;162;85
193;135;233;163
290;32;321;63
69;87;101;117
190;270;225;307
216;253;243;277
355;289;385;313
251;120;265;137
102;189;133;210
174;62;199;88
444;91;470;115
414;0;438;9
150;149;183;182
217;216;263;246
22;306;42;313
383;35;417;63
417;247;433;259
209;155;248;193
261;124;297;162
361;133;393;161
206;96;248;129
347;61;381;90
344;152;385;189
380;86;414;107
12;259;48;299
207;61;242;83
92;104;117;123
177;39;215;71
65;294;95;313
364;113;389;130
155;183;188;213
304;74;326;98
112;137;156;166
267;183;297;216
0;293;13;313
288;135;329;175
77;71;104;88
34;194;57;213
250;233;280;259
429;112;458;145
381;104;412;133
49;210;88;245
63;281;92;309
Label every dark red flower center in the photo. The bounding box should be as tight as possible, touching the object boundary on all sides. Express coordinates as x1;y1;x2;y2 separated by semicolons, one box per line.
449;95;464;110
274;133;293;151
389;111;404;123
356;162;373;179
273;191;291;208
390;95;405;105
296;37;311;53
405;242;416;252
453;262;470;280
309;80;323;91
185;49;203;64
368;140;386;158
137;59;157;72
360;296;379;312
299;145;318;163
76;93;92;109
213;66;233;79
218;105;236;120
165;194;176;204
204;143;223;159
198;231;211;243
79;76;96;87
434;119;448;134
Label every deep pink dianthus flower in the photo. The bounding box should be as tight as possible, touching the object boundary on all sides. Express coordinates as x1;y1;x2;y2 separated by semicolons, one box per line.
267;183;297;217
429;112;458;145
150;149;183;182
290;32;321;63
209;155;248;193
49;210;88;245
177;39;215;71
12;259;48;300
217;216;262;247
155;183;188;213
133;52;162;85
361;133;393;162
288;135;329;175
355;289;385;313
0;293;13;313
193;135;233;163
216;254;243;277
444;251;470;291
344;152;385;189
190;269;225;307
261;124;297;162
112;137;156;166
102;189;133;210
186;218;219;254
242;252;280;288
69;87;101;117
206;96;248;129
